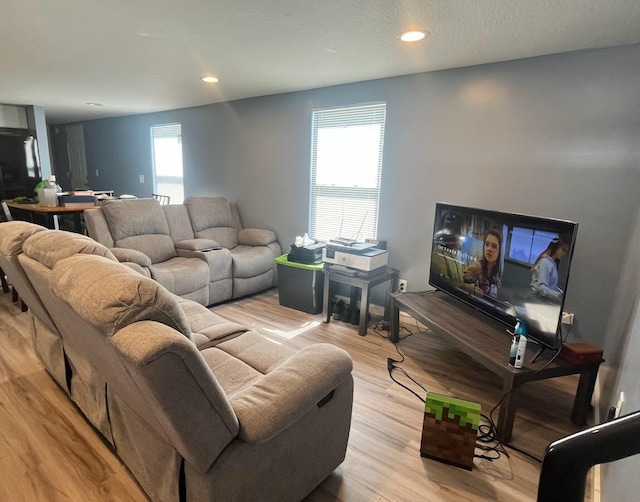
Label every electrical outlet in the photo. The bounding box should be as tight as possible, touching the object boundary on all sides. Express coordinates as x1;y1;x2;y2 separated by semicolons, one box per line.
398;279;408;293
561;312;574;325
139;174;145;184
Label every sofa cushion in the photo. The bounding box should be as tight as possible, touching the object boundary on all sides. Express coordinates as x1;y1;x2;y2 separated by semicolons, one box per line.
51;254;192;339
201;333;353;443
185;197;239;249
22;230;117;269
83;207;115;248
231;245;276;278
200;331;292;396
149;257;210;297
237;228;277;246
101;199;177;263
185;197;234;228
110;247;153;267
176;298;247;348
229;343;352;442
0;221;46;256
163;204;195;242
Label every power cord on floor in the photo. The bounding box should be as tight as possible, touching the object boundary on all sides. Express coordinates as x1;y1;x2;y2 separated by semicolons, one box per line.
382;303;562;464
480;333;568;463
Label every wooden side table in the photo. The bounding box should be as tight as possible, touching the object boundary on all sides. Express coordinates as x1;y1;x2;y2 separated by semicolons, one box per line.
390;291;602;442
323;266;399;336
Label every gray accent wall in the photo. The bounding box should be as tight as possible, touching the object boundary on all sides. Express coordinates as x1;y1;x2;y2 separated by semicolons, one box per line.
57;45;639;491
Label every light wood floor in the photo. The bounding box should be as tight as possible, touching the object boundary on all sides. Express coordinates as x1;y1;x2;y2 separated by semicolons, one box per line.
0;288;592;501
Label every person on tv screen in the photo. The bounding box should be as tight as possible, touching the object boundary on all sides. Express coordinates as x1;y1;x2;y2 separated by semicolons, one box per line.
530;236;570;302
431;210;476;294
463;227;503;299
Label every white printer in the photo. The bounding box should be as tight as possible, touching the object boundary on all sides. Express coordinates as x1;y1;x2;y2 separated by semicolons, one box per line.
322;241;388;271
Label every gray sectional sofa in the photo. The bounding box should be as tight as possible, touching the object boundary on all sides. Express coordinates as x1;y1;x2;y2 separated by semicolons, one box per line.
84;196;282;306
0;221;353;502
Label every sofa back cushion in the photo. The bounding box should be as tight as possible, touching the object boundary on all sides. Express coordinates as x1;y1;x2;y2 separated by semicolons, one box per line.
22;229;117;270
51;254;192;339
0;221;46;257
101;199;177;263
84;207;115;248
162;204;195;243
184;196;239;249
0;221;56;333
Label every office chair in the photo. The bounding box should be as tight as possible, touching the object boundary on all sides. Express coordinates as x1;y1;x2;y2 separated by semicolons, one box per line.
152;193;170;205
537;410;640;501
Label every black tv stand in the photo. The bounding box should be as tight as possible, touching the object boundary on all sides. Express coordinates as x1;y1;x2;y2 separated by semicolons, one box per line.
389;291;601;442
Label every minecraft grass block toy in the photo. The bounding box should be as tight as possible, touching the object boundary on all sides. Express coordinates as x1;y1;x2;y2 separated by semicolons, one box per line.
420;392;481;470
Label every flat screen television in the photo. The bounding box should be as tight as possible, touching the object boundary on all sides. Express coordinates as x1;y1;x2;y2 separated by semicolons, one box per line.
429;202;578;352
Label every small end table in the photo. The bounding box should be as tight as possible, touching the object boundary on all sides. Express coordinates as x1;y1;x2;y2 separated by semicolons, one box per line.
323;266;399;335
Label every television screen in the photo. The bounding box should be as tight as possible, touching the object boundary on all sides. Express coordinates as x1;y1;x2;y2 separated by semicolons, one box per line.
429;202;578;351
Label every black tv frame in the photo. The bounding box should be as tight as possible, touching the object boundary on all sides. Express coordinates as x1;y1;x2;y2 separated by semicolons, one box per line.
428;202;578;352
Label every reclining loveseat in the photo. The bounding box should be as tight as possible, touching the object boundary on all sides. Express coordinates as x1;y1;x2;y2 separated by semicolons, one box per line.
84;196;281;306
0;221;354;501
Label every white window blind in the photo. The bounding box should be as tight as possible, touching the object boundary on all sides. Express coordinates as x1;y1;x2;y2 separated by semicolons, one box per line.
151;123;184;204
309;103;386;242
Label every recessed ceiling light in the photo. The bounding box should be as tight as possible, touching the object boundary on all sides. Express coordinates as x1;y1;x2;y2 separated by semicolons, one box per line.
400;30;428;42
86;102;104;106
200;76;219;83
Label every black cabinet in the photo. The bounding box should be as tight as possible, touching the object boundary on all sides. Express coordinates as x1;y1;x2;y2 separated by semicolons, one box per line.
0;128;41;200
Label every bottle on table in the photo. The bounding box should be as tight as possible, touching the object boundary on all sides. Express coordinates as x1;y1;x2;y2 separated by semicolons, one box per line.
509;320;528;368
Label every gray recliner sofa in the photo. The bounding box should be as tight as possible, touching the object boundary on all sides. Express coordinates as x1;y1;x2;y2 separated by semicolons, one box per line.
84;196;281;306
0;221;68;392
0;221;354;501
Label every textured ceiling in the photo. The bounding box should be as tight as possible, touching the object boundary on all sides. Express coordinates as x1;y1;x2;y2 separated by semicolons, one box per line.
1;0;639;124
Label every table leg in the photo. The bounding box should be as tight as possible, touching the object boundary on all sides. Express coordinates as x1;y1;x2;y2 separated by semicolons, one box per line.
383;270;400;322
390;294;400;343
72;213;84;233
497;375;519;443
323;271;332;324
358;283;370;336
571;365;598;425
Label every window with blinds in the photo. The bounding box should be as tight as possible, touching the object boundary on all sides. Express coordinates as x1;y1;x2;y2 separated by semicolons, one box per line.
309;103;386;242
151;123;184;204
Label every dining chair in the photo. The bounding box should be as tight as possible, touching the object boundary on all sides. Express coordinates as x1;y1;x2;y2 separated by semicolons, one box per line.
152;193;170;205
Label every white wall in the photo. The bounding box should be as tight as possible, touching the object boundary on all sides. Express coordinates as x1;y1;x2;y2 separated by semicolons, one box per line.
600;207;640;500
0;104;28;128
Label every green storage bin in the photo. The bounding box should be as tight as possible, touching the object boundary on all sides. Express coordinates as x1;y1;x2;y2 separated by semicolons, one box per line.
275;254;325;314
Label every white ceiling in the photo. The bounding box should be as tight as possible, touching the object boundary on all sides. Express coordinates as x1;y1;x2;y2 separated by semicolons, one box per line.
2;0;639;125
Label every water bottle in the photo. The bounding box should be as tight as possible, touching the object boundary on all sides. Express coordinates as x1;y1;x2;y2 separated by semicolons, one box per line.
509;332;519;366
514;320;528;369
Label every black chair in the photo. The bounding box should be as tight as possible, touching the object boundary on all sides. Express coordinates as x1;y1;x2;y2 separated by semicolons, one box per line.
1;201;11;293
152;193;170;205
0;270;8;294
537;410;640;501
1;201;12;222
0;205;27;310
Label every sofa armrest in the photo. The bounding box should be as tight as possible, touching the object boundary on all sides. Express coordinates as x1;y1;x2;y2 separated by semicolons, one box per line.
229;344;352;443
121;262;152;277
175;238;221;252
237;228;277;246
111;247;152;267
